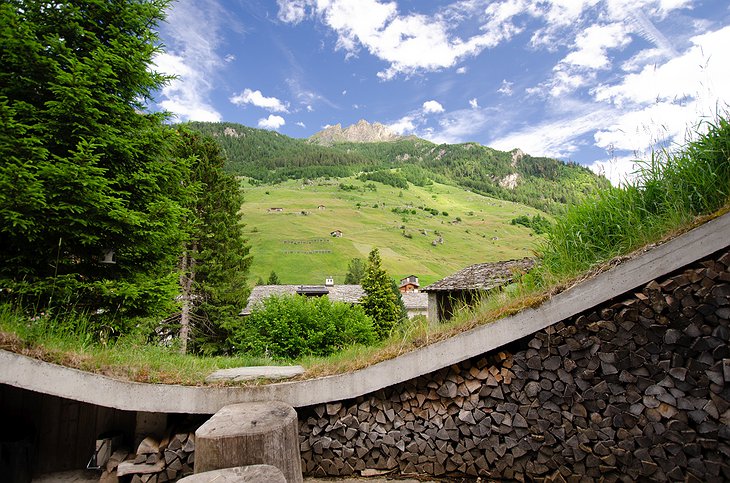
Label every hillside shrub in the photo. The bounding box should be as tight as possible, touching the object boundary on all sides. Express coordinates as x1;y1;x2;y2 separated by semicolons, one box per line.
229;295;377;360
400;165;432;186
359;170;409;189
511;214;551;234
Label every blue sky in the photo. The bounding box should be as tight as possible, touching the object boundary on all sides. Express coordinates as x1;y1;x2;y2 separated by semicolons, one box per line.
153;0;730;184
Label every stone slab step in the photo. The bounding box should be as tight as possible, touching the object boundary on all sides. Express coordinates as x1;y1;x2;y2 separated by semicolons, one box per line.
205;365;305;383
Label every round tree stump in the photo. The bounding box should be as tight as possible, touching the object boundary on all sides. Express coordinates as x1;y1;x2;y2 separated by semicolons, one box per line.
194;401;302;483
179;464;286;482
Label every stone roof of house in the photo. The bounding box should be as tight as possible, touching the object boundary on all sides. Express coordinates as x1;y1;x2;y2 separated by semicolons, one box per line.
240;284;365;315
401;291;428;310
422;258;535;292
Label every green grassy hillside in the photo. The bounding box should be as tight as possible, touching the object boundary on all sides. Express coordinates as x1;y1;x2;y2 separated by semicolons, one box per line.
241;177;547;285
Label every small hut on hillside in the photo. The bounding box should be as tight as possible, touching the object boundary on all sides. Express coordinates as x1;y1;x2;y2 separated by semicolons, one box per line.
422;258;534;323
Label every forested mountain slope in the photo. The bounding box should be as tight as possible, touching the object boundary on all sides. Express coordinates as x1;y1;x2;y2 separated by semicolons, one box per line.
186;121;609;214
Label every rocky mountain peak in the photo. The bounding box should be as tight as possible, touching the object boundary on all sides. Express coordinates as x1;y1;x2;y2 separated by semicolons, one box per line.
310;119;402;145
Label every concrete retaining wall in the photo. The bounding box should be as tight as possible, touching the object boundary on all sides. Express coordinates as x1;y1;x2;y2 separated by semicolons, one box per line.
296;248;730;481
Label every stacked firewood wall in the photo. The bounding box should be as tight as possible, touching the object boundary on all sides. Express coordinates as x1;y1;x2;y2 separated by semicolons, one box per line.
297;249;730;481
100;432;195;482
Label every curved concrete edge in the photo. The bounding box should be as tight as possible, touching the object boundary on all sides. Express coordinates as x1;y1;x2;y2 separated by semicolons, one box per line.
2;213;729;414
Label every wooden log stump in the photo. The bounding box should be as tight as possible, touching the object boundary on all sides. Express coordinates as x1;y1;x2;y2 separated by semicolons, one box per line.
195;401;302;483
179;464;286;482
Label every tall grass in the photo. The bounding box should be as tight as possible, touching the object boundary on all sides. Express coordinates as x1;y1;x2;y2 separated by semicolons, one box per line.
536;115;730;285
0;303;276;385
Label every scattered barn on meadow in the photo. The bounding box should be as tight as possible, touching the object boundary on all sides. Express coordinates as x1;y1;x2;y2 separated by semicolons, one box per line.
267;207;284;213
422;258;535;323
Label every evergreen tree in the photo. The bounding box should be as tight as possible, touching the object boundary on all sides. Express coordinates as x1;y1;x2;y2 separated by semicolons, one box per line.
0;0;183;320
267;271;281;285
389;278;408;321
344;258;366;284
360;248;402;339
174;129;251;354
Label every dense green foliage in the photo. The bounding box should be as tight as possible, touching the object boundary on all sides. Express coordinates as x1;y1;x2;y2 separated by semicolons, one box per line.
186;122;609;215
173;130;251;354
344;258;366;284
184;121;375;182
361;249;403;339
267;271;281;285
0;0;184;321
359;170;409;189
0;2;252;353
228;295;377;359
537;115;730;284
511;214;552;234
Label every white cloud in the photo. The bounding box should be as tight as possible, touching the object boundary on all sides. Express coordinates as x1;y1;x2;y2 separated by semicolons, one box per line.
562;23;631;70
587;155;642;186
469;98;479;109
276;0;309;23
497;79;514;96
286;77;336;111
224;54;235;63
507;24;730;185
592;103;691;152
278;0;525;80
590;26;730;156
522;0;693;99
230;88;290;113
593;26;730;109
258;115;286;130
489;109;616;159
153;0;224;122
280;0;695;82
456;66;468;74
388;115;417;135
620;47;668;72
423;100;445;114
428;109;490;144
296;121;306;128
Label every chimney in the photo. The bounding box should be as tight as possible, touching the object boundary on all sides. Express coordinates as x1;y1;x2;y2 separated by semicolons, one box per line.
325;276;334;287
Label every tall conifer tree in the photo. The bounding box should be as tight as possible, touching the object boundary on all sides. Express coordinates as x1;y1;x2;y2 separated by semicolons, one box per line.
174;129;251;354
360;248;402;339
0;0;183;317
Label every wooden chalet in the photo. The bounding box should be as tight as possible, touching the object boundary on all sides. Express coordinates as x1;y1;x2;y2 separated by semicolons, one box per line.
399;275;420;293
